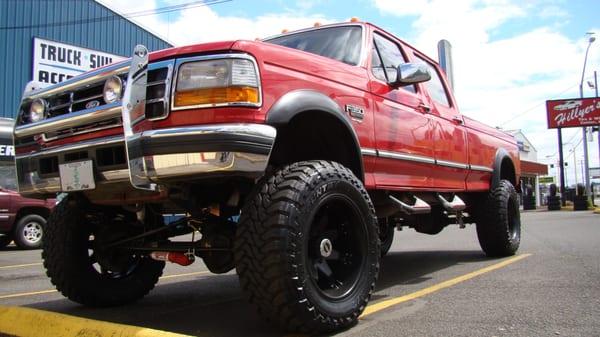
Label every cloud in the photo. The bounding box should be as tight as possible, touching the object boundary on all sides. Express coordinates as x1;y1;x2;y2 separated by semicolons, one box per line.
97;0;331;45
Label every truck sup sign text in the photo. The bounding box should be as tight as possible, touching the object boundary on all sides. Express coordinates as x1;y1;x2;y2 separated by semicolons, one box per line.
546;97;600;129
32;37;125;88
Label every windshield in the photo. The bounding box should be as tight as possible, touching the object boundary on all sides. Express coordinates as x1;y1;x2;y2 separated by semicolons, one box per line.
265;26;362;66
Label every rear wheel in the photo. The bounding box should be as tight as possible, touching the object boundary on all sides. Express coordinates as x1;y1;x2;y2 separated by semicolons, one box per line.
235;161;380;333
476;180;521;257
43;197;165;307
13;214;45;249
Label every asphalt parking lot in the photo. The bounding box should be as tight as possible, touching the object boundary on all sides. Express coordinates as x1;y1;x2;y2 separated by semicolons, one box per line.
1;210;599;337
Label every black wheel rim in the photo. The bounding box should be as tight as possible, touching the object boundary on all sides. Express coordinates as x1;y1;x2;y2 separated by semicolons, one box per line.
306;194;368;300
87;232;140;280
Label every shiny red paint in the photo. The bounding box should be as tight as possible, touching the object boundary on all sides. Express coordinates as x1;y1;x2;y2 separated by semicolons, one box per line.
0;188;54;233
30;22;519;193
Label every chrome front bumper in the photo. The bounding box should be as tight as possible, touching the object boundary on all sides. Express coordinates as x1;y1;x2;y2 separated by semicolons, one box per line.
15;124;276;197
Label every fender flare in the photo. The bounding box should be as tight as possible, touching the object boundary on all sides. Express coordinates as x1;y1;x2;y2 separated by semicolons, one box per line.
266;89;364;180
492;148;517;190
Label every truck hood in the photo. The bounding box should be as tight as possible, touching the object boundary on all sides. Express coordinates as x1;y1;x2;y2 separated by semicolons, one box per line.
150;41;237;62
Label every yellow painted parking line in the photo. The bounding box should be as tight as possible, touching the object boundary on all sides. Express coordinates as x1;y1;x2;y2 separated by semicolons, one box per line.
361;253;531;318
0;306;193;337
0;289;57;300
0;270;212;300
0;262;43;270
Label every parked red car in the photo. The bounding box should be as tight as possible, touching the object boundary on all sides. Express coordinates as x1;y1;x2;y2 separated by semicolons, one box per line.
0;118;55;249
0;187;55;249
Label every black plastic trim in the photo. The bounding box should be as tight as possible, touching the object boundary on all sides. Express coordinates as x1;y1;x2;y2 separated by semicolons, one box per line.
492;148;516;189
128;133;274;159
266;89;365;180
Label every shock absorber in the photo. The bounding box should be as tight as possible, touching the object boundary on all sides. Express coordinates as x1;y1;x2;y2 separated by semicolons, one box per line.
150;251;195;266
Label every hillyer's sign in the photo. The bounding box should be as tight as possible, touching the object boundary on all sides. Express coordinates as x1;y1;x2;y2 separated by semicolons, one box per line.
32;37;125;88
546;97;600;129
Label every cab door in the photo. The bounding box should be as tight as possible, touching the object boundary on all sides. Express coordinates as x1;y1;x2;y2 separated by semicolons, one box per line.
369;33;435;189
413;54;468;190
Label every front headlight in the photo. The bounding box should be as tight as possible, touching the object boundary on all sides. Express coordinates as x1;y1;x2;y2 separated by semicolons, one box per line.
29;98;47;123
103;76;123;103
174;58;260;108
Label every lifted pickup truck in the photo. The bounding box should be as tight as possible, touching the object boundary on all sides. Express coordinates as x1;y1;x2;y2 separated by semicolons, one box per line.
13;21;520;333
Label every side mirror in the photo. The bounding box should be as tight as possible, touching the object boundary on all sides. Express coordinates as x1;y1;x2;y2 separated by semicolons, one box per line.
392;63;431;87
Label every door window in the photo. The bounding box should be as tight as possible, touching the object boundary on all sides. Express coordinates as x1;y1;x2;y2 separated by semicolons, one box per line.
414;56;451;107
371;34;415;93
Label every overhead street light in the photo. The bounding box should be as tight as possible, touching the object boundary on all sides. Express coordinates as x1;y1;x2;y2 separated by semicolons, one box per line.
579;33;595;199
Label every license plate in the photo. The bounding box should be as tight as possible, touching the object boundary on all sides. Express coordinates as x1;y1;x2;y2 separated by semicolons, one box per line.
59;160;95;191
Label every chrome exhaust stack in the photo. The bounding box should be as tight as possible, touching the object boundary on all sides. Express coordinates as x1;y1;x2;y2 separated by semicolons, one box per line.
437;39;454;91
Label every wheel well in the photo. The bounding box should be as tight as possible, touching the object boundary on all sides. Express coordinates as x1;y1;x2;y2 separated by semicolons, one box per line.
15;207;51;223
500;157;517;189
268;111;364;180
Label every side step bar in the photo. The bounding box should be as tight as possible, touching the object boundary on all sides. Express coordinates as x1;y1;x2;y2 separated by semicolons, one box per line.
436;194;466;212
389;195;431;215
437;194;466;228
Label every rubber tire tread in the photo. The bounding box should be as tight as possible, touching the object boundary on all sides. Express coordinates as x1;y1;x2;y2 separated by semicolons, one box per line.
380;222;394;257
234;160;380;333
476;179;521;257
13;214;45;249
42;197;165;307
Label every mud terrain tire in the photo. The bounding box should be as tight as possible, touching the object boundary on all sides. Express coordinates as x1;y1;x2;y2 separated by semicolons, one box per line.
235;161;380;333
476;180;521;257
42;197;165;307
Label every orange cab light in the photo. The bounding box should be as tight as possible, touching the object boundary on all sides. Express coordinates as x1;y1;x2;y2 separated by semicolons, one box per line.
314;22;321;27
350;17;360;23
281;29;289;33
174;86;259;107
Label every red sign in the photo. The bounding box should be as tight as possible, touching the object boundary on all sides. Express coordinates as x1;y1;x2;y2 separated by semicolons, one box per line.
546;97;600;129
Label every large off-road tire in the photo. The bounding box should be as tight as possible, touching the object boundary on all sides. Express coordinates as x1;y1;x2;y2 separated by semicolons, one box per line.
0;234;12;249
235;161;380;333
476;180;521;257
42;197;165;307
13;214;45;249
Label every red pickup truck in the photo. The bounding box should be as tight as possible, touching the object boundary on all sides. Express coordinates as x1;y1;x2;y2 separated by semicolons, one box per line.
13;21;520;333
0;188;54;249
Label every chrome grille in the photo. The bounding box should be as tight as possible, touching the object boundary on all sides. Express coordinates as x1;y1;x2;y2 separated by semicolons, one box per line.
17;60;174;140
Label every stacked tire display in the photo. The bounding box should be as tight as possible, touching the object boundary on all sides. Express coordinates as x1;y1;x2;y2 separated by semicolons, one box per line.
547;184;561;211
573;184;589;211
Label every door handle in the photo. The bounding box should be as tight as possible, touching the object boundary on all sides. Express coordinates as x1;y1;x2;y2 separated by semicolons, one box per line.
418;103;431;113
452;116;464;125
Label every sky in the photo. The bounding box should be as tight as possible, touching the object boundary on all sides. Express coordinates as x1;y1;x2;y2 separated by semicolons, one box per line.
98;0;600;185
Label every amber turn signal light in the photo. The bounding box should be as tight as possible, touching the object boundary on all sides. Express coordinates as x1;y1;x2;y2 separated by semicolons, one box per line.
174;86;259;107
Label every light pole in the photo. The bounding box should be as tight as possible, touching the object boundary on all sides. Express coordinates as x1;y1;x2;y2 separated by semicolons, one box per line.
580;33;595;199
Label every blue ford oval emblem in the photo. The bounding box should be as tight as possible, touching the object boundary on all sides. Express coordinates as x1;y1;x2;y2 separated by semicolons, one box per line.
85;100;100;109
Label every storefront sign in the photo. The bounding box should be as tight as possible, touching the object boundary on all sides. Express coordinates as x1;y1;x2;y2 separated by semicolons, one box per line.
546;97;600;129
538;176;555;184
32;37;125;87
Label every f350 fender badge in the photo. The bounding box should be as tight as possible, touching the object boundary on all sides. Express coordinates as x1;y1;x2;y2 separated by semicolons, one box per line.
345;104;364;120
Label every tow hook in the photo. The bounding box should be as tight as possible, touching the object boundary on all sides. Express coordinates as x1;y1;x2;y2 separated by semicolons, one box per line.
150;251;195;266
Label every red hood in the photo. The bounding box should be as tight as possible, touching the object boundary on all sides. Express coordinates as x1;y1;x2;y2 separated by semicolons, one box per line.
149;40;237;62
